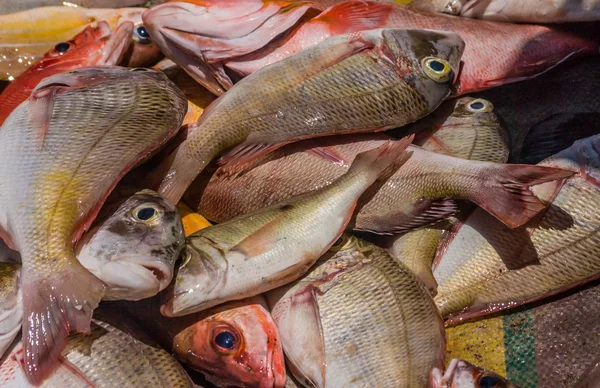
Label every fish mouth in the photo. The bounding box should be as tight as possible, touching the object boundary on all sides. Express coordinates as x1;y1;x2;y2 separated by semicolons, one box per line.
98;259;173;301
143;1;311;94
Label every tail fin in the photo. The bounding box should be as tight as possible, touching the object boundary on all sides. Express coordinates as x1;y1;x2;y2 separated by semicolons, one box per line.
339;135;414;187
476;164;575;228
20;260;105;384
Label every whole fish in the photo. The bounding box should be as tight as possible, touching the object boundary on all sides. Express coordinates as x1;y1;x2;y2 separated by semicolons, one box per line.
430;359;520;388
0;264;20;360
475;57;600;163
0;320;195;387
408;0;600;23
108;295;286;388
0;1;149;14
0;6;145;80
144;0;599;95
266;235;445;388
156;27;464;203
162;138;413;316
0;67;187;384
0;21;133;127
191;133;572;233
433;135;600;324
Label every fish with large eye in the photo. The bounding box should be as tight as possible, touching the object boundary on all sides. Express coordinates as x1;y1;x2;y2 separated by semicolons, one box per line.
133;25;152;45
422;56;454;83
53;42;72;55
212;328;237;352
132;204;162;223
430;359;520;388
466;98;493;113
123;23;164;68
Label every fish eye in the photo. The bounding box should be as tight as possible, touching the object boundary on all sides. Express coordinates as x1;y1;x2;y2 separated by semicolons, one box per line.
53;42;71;54
421;57;453;84
478;375;499;388
131;204;162;223
210;327;240;354
133;24;152;45
466;99;492;113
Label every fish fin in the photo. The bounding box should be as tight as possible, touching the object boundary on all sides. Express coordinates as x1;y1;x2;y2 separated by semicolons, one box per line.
275;285;326;388
0;225;16;251
484;49;584;88
218;142;288;175
230;213;287;258
20;262;105;384
306;146;348;165
475;164;575;228
27;86;63;150
314;1;393;34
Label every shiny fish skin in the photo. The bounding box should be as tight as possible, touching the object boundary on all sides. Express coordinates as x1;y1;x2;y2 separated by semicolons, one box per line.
0;264;21;360
408;0;600;23
430;358;520;388
193;133;571;233
156;28;464;203
0;320;195;387
0;66;186;384
162;138;413;316
267;235;445;388
433;135;600;323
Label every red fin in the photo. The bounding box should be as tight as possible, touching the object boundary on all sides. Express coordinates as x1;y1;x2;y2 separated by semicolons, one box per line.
475;164;575;228
20;262;105;384
314;1;393;34
231;213;286;258
27;86;64;150
306;146;348;165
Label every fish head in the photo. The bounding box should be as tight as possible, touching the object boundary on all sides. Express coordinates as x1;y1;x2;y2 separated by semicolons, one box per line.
122;23;165;68
142;0;312;94
173;298;286;387
379;28;465;110
450;96;506;133
76;190;185;301
431;359;519;388
32;20;134;74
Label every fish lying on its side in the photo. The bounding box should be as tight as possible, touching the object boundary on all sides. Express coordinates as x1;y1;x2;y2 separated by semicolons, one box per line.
144;0;599;95
0;67;187;384
156;27;464;203
162;138;414;316
434;135;600;324
266;235;445;388
0;6;145;80
0;21;133;127
0;320;195;387
430;359;520;388
408;0;600;23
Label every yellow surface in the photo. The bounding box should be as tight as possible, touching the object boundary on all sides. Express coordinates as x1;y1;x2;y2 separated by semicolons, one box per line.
446;316;508;376
183;100;204;126
394;0;415;4
177;202;212;236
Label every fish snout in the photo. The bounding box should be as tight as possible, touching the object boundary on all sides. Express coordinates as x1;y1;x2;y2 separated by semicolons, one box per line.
100;257;174;301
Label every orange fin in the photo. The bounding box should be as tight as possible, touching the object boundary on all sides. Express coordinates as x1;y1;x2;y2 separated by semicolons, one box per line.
306;146;348;165
476;164;575;228
313;1;393;34
20;261;105;384
230;213;287;258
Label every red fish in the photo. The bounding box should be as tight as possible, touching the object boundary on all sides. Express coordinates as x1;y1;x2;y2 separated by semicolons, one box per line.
0;20;133;126
144;0;599;95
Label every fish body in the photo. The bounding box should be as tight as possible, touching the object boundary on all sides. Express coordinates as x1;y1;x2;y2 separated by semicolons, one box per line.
192;132;571;233
0;320;195;387
0;67;186;383
433;135;600;323
0;6;145;80
0;21;133;126
409;0;600;23
266;235;445;388
156;27;464;203
430;359;520;388
162;138;413;316
145;0;598;95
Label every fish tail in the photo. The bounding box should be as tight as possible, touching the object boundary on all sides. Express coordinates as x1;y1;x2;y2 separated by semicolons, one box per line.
476;164;575;228
337;135;414;188
157;143;209;205
20;259;105;384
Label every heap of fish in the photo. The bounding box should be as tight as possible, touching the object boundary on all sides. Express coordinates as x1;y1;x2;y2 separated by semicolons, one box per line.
0;0;598;387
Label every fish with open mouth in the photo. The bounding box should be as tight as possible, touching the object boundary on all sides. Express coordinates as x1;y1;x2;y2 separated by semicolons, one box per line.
433;135;600;324
143;0;599;96
162;138;413;316
0;66;186;384
155;27;464;203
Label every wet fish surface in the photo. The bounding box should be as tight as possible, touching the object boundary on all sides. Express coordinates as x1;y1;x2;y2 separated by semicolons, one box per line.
433;135;600;323
0;66;186;383
430;358;520;388
267;235;446;388
0;0;149;14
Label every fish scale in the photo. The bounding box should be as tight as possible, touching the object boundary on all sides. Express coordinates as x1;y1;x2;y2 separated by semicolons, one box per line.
0;67;186;384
